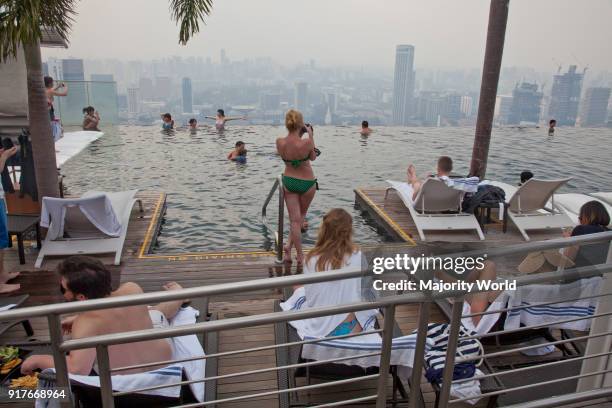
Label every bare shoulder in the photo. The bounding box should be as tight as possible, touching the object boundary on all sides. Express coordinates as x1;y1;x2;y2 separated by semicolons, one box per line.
71;313;100;338
115;282;144;295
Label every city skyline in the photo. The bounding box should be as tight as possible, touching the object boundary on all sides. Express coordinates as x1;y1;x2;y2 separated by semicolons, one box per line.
40;0;612;72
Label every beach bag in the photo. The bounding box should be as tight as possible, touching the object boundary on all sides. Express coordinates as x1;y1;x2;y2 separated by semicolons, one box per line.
421;323;483;384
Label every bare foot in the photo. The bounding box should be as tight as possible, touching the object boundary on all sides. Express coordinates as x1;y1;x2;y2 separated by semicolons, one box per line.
407;164;417;183
0;271;20;284
0;283;20;294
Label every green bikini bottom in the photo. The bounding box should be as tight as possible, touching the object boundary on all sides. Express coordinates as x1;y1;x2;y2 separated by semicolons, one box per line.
282;175;318;194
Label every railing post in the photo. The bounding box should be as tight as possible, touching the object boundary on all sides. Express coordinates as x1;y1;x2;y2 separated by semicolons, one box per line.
438;296;464;406
408;301;430;408
376;304;396;408
276;175;284;264
96;345;115;408
47;314;73;407
578;240;612;392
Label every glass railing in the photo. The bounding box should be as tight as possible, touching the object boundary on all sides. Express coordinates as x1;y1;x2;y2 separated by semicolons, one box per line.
55;80;119;126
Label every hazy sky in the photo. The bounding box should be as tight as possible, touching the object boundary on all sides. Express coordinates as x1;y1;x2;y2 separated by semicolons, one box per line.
42;0;612;71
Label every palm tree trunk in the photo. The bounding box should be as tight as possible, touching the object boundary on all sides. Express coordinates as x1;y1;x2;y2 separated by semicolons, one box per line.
469;0;510;179
23;42;60;201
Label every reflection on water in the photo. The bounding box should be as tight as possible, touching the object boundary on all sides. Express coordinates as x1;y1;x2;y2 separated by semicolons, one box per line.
60;125;612;253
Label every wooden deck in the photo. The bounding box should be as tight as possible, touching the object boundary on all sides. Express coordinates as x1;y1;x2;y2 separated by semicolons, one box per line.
0;189;593;407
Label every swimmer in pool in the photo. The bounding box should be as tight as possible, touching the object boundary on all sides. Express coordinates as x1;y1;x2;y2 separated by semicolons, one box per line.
188;118;198;130
360;120;372;136
161;113;174;130
205;109;246;130
227;141;247;162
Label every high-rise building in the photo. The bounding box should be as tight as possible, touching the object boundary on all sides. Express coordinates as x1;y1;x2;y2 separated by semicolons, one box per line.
182;77;193;113
61;59;84;80
261;92;281;110
90;74;114;82
494;95;513;125
580;87;611;127
127;88;141;114
416;91;445;126
460;96;473;118
294;82;308;111
444;93;463;123
90;75;119;124
548;65;584;126
392;45;416;125
46;58;63;80
139;77;154;100
326;92;337;116
508;82;543;125
155;76;172;99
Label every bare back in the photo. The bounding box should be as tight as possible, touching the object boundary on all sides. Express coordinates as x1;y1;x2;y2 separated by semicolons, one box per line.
276;135;315;179
74;283;172;374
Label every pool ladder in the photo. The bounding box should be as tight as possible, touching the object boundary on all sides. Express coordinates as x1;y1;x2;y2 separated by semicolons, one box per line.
261;175;284;263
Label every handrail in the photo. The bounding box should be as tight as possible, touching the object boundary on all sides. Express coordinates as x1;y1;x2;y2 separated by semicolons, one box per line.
2;231;611;321
1;232;611;408
261;175;284;263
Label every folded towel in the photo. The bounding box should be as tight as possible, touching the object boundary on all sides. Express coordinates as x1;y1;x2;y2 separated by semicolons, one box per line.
505;277;600;331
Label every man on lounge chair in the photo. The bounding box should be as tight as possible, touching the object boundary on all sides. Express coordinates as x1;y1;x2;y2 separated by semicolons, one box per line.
407;156;478;201
21;256;188;375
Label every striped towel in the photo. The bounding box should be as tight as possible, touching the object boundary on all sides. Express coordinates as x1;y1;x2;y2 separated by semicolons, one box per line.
439;176;480;193
504;277;601;332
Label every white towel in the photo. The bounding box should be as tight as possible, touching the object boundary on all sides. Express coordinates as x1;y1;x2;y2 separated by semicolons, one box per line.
280;286;425;368
40;194;122;240
504;277;601;331
439;176;480;194
36;306;206;403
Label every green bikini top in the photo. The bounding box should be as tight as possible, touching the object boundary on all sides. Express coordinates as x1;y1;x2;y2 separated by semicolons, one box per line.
282;155;310;168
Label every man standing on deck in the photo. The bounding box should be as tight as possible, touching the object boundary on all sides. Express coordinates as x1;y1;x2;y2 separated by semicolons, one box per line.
21;256;188;375
0;145;20;293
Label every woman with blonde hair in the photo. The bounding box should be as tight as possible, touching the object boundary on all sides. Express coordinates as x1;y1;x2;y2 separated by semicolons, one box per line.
276;109;318;264
302;208;366;336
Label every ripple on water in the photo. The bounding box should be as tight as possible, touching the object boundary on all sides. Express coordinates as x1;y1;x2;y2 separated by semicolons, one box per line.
60;125;612;253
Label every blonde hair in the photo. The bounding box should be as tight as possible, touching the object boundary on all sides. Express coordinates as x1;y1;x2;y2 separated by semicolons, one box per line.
306;208;357;272
285;109;304;132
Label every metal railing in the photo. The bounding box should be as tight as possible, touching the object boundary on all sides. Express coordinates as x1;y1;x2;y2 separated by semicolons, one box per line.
261;175;284;263
0;231;611;408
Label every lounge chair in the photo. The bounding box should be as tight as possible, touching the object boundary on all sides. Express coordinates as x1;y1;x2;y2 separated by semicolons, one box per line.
503;178;574;241
0;294;34;338
35;190;143;268
589;192;612;207
37;298;217;408
553;193;612;227
274;298;413;407
386;179;485;241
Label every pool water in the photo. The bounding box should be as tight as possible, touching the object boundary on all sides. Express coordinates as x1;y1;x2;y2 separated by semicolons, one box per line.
60;125;612;253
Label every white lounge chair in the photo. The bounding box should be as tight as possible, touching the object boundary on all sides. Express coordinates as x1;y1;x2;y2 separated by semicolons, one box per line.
386;179;485;241
590;192;612;207
505;178;574;241
554;193;612;227
35;190;143;268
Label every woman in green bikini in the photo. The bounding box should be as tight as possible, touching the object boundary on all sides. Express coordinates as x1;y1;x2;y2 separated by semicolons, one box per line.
276;109;318;265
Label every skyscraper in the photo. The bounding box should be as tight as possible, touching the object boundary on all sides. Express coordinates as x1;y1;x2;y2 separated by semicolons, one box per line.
548;65;584;126
182;77;193;113
127;88;141;114
61;59;84;80
508;82;543;125
580;87;611;127
392;45;415;125
295;82;308;111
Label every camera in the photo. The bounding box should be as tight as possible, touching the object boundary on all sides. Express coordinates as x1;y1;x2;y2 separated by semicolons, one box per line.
301;123;313;135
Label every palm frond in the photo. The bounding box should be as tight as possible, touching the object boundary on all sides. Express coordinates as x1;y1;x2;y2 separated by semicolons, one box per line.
0;0;76;61
169;0;213;45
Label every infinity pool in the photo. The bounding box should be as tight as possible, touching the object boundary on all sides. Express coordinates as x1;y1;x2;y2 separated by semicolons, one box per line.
60;125;612;253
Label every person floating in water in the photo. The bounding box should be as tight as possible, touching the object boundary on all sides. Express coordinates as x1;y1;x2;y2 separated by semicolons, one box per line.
82;106;100;131
161;113;174;130
227;141;247;162
188;118;198;130
205;109;246;130
360;120;372;136
548;119;556;136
